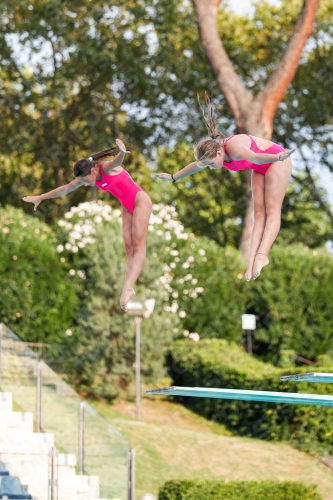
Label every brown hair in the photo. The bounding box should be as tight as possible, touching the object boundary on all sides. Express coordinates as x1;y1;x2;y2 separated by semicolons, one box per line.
194;93;225;163
73;146;119;177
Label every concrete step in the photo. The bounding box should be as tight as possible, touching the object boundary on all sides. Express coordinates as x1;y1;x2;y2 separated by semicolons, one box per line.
0;412;33;432
0;393;12;414
0;430;54;454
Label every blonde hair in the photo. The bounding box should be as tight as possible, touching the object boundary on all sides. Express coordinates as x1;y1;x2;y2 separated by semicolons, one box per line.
194;93;225;163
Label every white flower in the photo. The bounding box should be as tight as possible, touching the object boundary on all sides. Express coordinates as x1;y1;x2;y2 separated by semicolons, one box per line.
170;263;176;269
57;245;64;253
187;256;195;263
70;231;81;240
189;332;200;342
170;301;179;313
184;274;192;281
170;250;179;256
66;329;73;336
183;330;189;337
69;269;76;276
64;212;73;219
58;220;67;227
72;245;79;253
65;243;72;250
182;262;190;269
198;249;206;256
191;278;198;285
94;215;102;223
77;270;86;279
195;287;204;293
179;310;186;318
172;291;178;298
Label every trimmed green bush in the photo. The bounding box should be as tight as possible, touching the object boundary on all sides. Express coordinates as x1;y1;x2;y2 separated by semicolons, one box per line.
170;339;333;454
158;480;321;500
0;206;78;343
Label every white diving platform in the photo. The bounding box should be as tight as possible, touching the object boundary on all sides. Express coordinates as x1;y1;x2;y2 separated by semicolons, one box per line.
146;386;333;406
280;372;333;384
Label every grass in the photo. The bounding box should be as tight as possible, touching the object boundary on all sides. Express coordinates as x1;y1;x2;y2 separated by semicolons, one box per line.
90;393;333;500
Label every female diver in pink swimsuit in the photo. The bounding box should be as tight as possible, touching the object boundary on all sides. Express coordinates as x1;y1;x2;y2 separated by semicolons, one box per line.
155;98;295;281
23;139;152;311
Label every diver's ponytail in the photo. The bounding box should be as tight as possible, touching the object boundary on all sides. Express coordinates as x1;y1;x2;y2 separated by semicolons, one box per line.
89;147;119;162
74;146;119;177
197;92;224;140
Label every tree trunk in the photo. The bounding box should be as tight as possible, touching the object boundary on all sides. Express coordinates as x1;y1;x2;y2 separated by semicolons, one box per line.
192;0;319;260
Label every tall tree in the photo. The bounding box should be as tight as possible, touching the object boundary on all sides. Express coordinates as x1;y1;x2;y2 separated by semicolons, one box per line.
192;0;319;257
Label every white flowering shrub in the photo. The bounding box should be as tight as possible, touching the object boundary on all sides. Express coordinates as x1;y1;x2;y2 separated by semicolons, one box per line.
56;201;248;353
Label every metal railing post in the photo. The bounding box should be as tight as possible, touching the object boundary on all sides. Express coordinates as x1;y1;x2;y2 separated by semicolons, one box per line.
79;402;85;475
36;360;42;432
48;447;58;500
0;323;3;389
135;317;141;422
127;449;135;500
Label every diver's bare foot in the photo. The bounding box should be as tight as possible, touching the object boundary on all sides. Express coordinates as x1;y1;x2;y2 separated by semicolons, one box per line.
120;288;135;312
252;253;269;280
245;266;253;282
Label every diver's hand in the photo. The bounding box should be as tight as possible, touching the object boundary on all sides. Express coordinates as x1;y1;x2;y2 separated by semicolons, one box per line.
22;195;43;211
154;173;174;182
278;149;296;161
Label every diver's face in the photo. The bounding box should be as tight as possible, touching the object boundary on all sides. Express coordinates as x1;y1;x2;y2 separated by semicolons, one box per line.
198;149;225;170
78;166;99;186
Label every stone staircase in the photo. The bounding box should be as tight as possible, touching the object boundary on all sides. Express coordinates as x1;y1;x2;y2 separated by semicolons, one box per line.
0;392;100;500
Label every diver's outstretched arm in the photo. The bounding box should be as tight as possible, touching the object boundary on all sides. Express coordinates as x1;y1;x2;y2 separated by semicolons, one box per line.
22;179;81;210
154;161;205;182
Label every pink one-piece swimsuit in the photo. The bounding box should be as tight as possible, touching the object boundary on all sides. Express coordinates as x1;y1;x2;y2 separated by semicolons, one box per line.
223;135;286;175
95;164;144;213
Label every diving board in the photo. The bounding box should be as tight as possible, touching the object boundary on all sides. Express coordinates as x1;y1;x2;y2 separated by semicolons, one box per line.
281;372;333;384
146;386;333;406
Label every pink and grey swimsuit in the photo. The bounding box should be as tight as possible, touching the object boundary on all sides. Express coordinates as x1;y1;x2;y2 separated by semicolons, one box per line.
95;164;144;213
223;135;286;175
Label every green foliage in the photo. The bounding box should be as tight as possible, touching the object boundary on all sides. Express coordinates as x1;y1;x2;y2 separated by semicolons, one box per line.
1;0;333;244
0;206;78;343
158;480;321;500
170;339;333;455
161;239;333;362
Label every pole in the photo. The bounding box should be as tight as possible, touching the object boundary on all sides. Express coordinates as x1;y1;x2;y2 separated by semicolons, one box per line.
36;360;42;432
127;449;135;500
0;323;3;389
135;316;142;422
247;330;253;356
48;447;58;500
79;402;85;475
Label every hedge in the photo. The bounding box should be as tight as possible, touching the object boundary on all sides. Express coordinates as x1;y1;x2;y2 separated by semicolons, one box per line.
170;339;333;454
158;480;321;500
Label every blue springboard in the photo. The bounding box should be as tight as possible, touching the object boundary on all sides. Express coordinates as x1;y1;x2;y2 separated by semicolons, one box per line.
280;372;333;384
146;386;333;406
